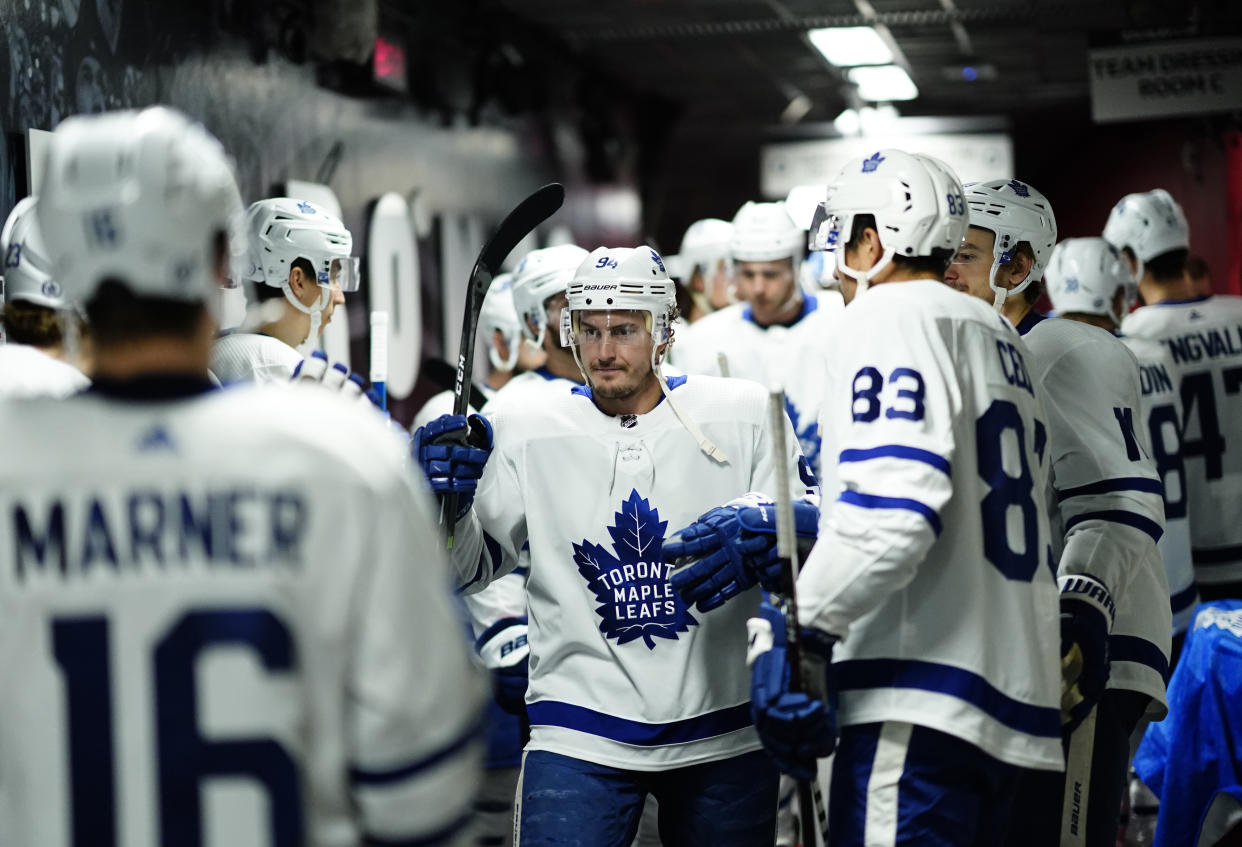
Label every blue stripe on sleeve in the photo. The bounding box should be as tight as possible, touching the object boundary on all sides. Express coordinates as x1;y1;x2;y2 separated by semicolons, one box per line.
459;532;504;593
1055;477;1164;502
837;490;943;537
838;445;951;477
1192;544;1242;566
474;616;525;652
350;721;480;786
526;701;753;747
1171;583;1199;616
1064;510;1163;543
834;658;1061;739
1109;634;1170;684
363;811;472;847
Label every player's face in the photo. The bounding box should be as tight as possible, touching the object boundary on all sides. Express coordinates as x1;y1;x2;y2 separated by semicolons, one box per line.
944;226;996;303
736;259;797;323
577;309;654;399
542;291;569;350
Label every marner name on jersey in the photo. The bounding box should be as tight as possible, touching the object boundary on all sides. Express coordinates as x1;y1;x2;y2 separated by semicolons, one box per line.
11;487;307;581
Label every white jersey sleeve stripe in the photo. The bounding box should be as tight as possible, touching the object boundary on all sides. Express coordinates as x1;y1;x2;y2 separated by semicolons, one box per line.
1110;635;1170;684
1064;509;1164;544
349;719;482;785
1055;476;1165;501
838;490;943;537
838;444;951;476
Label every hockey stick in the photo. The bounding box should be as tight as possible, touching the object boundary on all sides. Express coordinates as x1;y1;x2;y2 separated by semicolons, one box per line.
768;386;828;847
1060;706;1096;846
444;183;566;547
423;357;489;412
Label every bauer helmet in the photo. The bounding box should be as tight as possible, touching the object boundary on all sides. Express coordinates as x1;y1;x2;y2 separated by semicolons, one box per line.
1;196;65;309
1102;188;1189;281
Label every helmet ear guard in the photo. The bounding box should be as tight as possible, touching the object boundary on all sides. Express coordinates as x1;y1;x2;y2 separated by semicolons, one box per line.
963;179;1057;312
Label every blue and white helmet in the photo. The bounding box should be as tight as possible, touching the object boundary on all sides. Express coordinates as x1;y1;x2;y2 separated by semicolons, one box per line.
1102;188;1189;280
810;149;967;295
965;178;1057;311
1;196;67;310
665;217;733;282
247;197;359;292
564;246;726;463
479;273;521;372
1044;237;1134;328
37;107;246;307
510;243;589;347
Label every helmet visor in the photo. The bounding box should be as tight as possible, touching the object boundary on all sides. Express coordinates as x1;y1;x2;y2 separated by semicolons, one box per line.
572;310;655;348
807;203;842;253
322;256;361;292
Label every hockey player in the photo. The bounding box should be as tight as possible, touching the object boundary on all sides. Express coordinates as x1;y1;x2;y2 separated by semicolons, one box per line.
1108;189;1242;601
671;201;843;478
411;273;545;429
665;217;735;323
946;179;1170;845
419;245;813;845
0;196;91;396
0;106;484;847
681;149;1063;844
1045;237;1198;648
506;242;591;392
211;197;359;384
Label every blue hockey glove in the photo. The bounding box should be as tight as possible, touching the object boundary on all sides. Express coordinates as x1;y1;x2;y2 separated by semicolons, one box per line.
1058;574;1115;734
292;350;386;410
476;617;530;715
667;495;818;612
748;597;838;780
412;413;493;517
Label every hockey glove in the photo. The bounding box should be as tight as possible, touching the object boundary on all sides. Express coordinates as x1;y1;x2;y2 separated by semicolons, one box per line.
475;616;530;715
748;596;838;781
412;413;493;518
292;350;387;410
667;495;818;612
1058;574;1115;734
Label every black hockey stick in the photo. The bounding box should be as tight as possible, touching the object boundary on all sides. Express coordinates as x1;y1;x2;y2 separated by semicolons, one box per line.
423;357;489;412
445;183;565;547
768;386;829;847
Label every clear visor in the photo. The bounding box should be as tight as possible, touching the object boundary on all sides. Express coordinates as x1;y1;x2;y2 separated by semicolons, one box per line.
571;310;656;347
807;203;842;253
950;245;990;266
317;256;361;292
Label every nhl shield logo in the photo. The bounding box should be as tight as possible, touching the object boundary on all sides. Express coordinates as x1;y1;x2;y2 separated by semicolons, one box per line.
572;489;697;650
861;152;885;173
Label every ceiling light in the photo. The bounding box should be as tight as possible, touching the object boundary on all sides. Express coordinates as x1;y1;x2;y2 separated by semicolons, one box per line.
833;108;861;136
848;65;919;102
807;27;893;67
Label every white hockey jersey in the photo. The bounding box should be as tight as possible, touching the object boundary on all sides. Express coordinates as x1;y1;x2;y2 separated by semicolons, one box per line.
211;332;304;385
671;293;843;480
1020;313;1170;714
798;280;1062;772
0;343;89;398
1122;295;1242;586
452;374;811;771
0;380;485;847
1121;333;1197;634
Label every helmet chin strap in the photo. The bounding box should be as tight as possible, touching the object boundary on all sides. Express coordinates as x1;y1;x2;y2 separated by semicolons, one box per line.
835;246;895;296
988;251;1033;314
282;282;331;354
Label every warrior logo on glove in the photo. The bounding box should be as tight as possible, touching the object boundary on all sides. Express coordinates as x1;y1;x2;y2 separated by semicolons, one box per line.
573;490;698;650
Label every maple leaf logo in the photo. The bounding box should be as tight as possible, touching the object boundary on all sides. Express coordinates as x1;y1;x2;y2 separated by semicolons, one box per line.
785;397;821;481
572;489;697;650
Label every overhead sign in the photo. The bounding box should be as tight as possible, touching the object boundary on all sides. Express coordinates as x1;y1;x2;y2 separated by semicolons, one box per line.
1089;37;1242;123
761;132;1012;200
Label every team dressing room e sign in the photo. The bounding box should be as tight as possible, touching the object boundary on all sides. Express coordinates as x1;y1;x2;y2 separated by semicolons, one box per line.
1089;37;1242;123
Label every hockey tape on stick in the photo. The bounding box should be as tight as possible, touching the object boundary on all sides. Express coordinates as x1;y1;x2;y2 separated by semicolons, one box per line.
369;310;388;411
1060;705;1096;846
445;183;565;547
